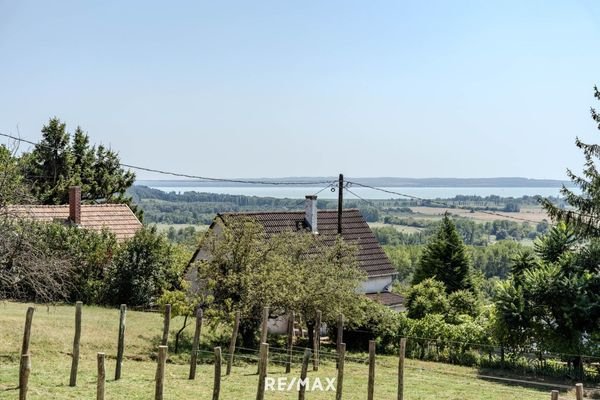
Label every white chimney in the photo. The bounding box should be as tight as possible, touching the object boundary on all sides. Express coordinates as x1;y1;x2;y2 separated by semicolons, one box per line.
305;195;318;234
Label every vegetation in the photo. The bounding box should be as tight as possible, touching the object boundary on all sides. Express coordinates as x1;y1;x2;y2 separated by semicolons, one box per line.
412;214;474;293
0;301;557;400
192;217;366;346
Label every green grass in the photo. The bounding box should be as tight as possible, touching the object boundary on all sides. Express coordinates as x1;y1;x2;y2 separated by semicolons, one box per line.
0;302;569;399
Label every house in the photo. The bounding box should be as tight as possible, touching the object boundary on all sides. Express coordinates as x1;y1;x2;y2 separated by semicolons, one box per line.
187;195;406;321
6;186;142;241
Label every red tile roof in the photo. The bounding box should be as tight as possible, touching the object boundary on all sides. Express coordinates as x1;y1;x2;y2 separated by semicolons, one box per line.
210;209;397;278
6;204;142;241
365;292;405;307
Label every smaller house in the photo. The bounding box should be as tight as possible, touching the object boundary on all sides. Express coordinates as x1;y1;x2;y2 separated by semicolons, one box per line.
187;195;406;329
6;186;142;241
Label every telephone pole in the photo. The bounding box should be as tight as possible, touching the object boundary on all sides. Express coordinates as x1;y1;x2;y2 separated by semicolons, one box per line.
337;173;343;235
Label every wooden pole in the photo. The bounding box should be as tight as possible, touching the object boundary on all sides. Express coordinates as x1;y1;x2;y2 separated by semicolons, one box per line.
550;390;559;400
155;345;168;400
213;347;222;400
161;304;171;346
260;306;269;344
69;301;83;386
189;307;203;379
575;383;584;400
115;304;126;380
285;311;295;374
313;310;321;371
368;340;376;400
398;337;406;400
97;352;106;400
19;354;30;400
21;307;34;356
336;313;343;369
226;311;240;375
256;343;269;400
336;343;345;400
298;349;311;400
19;307;34;392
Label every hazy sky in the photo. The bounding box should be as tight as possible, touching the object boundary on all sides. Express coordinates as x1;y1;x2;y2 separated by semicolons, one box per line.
1;1;600;180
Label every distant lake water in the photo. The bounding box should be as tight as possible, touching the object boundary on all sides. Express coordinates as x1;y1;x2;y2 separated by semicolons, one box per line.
148;186;564;200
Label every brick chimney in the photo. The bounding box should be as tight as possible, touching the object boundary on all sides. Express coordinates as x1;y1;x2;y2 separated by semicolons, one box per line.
69;186;81;225
304;195;318;234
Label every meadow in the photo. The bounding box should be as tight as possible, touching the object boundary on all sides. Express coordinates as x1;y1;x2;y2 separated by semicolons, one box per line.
0;302;572;399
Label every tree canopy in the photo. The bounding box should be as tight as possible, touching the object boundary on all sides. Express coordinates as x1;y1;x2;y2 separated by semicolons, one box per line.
412;214;474;293
23;117;135;205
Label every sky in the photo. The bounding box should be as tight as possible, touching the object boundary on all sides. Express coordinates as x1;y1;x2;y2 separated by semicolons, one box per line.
1;0;600;181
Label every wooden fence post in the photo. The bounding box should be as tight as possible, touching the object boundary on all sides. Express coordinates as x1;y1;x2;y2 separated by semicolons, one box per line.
155;345;168;400
313;310;321;371
226;311;240;376
19;354;30;400
115;304;126;380
97;352;106;400
299;349;311;400
213;347;222;400
398;337;406;400
189;307;203;379
260;306;269;344
368;340;376;400
575;383;584;400
550;390;559;400
19;307;34;392
161;304;171;346
336;343;345;400
69;301;83;386
21;307;34;356
336;313;344;369
286;311;295;373
256;343;269;400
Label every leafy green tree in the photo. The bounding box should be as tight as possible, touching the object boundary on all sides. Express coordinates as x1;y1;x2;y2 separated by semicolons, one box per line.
104;227;183;307
193;217;366;347
542;86;600;237
413;214;473;293
405;278;449;319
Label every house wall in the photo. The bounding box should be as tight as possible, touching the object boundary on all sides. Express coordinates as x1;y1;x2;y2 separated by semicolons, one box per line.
361;275;394;293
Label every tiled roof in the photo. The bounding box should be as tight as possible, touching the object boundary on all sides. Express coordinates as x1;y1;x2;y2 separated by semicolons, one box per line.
365;292;405;307
6;204;142;241
212;209;397;278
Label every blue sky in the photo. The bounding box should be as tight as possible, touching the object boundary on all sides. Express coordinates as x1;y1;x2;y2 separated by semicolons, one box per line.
1;0;600;180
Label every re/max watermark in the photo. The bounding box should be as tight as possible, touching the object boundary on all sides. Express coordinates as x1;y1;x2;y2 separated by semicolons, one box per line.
265;377;337;392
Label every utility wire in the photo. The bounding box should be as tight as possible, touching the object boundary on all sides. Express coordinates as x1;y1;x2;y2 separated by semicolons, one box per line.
346;180;546;225
0;132;333;186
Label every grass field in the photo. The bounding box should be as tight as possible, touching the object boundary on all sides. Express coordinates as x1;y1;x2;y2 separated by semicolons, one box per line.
0;302;572;399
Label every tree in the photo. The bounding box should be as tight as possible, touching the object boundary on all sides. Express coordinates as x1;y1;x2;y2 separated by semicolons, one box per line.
193;217;366;347
103;227;183;307
542;86;600;237
23;117;135;205
405;278;449;319
413;214;474;293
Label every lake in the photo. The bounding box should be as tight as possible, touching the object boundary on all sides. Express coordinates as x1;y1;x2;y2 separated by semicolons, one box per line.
148;186;565;200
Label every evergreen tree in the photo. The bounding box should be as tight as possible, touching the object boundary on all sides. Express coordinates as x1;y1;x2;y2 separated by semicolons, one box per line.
413;214;473;293
542;86;600;237
23;118;135;205
26;117;73;204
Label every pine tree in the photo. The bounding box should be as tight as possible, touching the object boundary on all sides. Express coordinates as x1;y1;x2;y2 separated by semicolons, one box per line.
542;86;600;238
413;214;473;293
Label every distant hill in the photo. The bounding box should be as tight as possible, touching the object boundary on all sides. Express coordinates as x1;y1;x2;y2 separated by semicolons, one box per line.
136;177;572;188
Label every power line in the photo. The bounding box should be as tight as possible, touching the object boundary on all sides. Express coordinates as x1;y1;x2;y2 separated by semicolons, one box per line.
0;132;333;186
345;180;546;225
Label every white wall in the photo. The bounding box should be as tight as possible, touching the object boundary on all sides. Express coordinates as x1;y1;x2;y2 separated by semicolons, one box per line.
360;275;394;293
